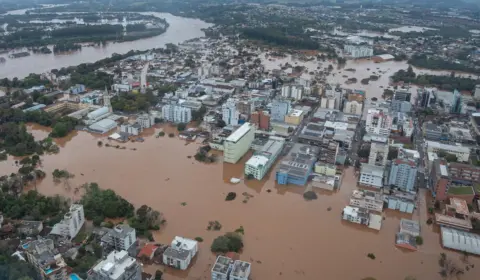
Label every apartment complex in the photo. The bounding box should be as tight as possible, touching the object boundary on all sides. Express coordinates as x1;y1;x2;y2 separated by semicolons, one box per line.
250;110;270;130
87;250;141;280
366;108;392;136
271;99;291;121
281;85;304;100
245;137;285;180
343;100;363;115
25;239;68;280
224;123;255;164
349;190;384;212
388;159;417;191
101;225;137;257
162;104;192;123
50;204;85;241
222;98;240;126
344;45;373;58
368;140;388;167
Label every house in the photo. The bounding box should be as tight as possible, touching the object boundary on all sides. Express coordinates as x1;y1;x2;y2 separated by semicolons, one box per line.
395;232;418;251
17;221;43;236
162;236;198;270
399;219;420;237
137;243;158;260
342;206;382;230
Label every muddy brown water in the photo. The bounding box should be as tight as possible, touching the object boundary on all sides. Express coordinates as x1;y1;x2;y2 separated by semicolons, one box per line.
1;124;478;280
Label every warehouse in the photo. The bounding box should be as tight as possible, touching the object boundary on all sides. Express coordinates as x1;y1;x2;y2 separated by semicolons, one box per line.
89;119;117;134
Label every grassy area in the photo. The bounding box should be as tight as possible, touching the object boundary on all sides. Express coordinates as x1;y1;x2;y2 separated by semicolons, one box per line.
474;184;480;194
448;186;474;195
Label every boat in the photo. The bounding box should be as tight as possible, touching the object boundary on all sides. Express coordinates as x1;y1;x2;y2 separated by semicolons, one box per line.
230;177;241;184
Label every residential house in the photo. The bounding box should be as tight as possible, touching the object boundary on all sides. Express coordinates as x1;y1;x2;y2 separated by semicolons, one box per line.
162;236;198;270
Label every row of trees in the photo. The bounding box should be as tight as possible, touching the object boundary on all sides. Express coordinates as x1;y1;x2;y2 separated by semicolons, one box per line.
408;54;480;75
111;91;156;112
242;28;321;50
53;42;82;53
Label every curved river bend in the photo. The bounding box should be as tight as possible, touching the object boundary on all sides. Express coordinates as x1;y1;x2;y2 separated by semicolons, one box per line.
0;10;212;79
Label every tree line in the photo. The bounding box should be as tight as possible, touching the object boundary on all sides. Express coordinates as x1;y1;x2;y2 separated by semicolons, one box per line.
408;54;480;75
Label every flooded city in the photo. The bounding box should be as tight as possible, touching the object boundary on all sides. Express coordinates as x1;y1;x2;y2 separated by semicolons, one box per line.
1;124;478;280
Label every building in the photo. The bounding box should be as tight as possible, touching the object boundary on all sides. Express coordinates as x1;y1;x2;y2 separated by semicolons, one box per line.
250;111;270;130
391;100;412;113
426;141;470;163
137;114;155;128
359;164;384;188
276;144;319;186
451;89;462;114
222;98;239;126
424;123;444;141
388;159;417;191
475;85;480;100
281;85;291;98
418;88;434;108
314;162;337;176
368;140;388;167
231;260;251;280
342;206;382;230
435;198;472;230
89;119;118;134
224;123;255;164
317;139;339;165
395;232;417;251
88;250;141;280
399;219;420;237
50;204;85;241
102;225;137;257
441;227;480;255
87;107;111;122
162;104;192;124
349;190;384;212
25;239;68;280
17;220;43;236
211;256;251;280
70;84;86;94
430;159;450;201
387;191;416;213
344;44;373;58
137;244;158;260
366;108;392;136
120;123;142;136
372;54;395;62
393;89;411;102
162;236;198;270
271;99;291;121
343;100;363;115
236;100;254;116
448;162;480;184
290;85;304;100
244;137;284;180
284;109;304;125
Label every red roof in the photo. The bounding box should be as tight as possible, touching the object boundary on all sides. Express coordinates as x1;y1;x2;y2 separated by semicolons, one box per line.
137;243;158;259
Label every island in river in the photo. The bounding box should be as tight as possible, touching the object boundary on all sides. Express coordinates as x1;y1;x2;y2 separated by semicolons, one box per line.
0;123;477;280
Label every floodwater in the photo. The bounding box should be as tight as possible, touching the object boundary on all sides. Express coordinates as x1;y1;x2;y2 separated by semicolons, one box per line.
0;11;212;79
1;124;479;280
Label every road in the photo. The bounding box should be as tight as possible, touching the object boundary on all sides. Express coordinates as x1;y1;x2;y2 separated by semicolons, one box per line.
413;119;427;189
140;62;150;92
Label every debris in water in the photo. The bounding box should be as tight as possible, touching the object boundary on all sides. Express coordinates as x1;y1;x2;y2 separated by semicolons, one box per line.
80;173;84;176
256;260;262;264
266;189;271;193
303;191;317;200
180;202;187;206
327;207;332;211
165;178;170;181
230;177;241;184
225;192;237;201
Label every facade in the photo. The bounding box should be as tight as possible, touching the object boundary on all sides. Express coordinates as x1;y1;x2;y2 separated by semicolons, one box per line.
224;123;255;164
244;137;284;180
317;139;339;165
137;114;155;128
359;164;384;188
393;89;411;102
343;100;363;115
284;109;304;125
368;140;388;167
388;159;417;191
451;89;462;114
426;141;470;163
290;86;304;100
250;110;270;130
391;100;412;113
343;206;369;225
236;100;254;116
314;162;337;176
475;85;480;100
424;123;443;141
222;98;240;126
276;144;319;186
50;204;85;241
162;236;198;270
102;225;137;257
430;159;450;201
366;108;392;136
387;194;415;213
231;260;251;280
418;88;434;108
88;250;141;280
25;239;68;280
271;99;291;121
344;45;373;58
281;85;291;98
87;107;110;122
162;104;192;123
120;124;142;136
349;190;384;212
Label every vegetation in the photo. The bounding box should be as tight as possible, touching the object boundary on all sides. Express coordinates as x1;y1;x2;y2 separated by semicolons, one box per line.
52;169;74;182
194;237;204;242
129;204;165;236
0;246;38;280
303;191;318;200
408;54;480;75
234;226;245;235
448;186;474;195
0;190;67;220
225;192;237;201
415;236;423;246
207;220;222;231
155;270;163;280
111;91;154;112
211;232;244;253
50;117;79;138
177;123;187;131
158;131;165;137
168;133;175;138
367;253;376;260
65;250;99;279
53;42;82;53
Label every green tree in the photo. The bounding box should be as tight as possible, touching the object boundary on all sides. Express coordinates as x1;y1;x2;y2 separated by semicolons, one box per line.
211;235;230;253
177;123;187;131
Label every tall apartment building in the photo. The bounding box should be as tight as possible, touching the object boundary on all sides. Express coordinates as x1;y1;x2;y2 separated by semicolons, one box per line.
281;85;291;98
290;85;304;100
418;88;434;108
222;98;240;126
430;159;450;201
388;159;417;191
250;110;270;130
25;239;68;280
245;137;285;180
50;204;85;241
224;123;255;164
87;250;141;280
451;89;462;114
137;114;155;128
271;99;291;121
368;140;388;167
344;45;373;58
162;104;192;123
102;225;137;257
343;100;363;115
236;100;254;116
393;89;411;102
366;108;392;136
317;139;339;165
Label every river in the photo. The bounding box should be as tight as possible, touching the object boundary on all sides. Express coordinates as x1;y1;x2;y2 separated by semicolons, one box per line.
1;124;478;280
0;9;212;79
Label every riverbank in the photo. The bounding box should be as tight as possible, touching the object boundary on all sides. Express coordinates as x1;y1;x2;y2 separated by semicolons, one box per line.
1;124;478;280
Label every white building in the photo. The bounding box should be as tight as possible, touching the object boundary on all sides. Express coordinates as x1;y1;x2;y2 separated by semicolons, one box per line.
137;114;155;128
162;236;198;270
474;85;480;100
426;141;470;162
291;86;304;100
224;123;255;164
89;118;117;134
120;123;142;136
359;164;384;188
87;250;141;280
112;83;132;93
366;108;392;136
344;45;374;58
50;204;85;241
222;98;239;126
281;85;291;98
343;100;363;115
349;190;384;212
368;140;389;167
211;256;251;280
104;225;137;255
342;206;382;230
162;104;192;123
87;106;110;122
231;260;251;280
245;137;285;180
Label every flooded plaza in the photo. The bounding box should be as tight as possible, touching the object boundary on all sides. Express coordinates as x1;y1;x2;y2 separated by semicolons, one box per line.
1;124;478;280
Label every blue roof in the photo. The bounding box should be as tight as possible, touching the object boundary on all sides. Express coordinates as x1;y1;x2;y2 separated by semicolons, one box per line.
23;104;46;112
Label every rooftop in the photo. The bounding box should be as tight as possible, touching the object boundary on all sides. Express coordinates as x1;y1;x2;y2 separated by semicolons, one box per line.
231;260;251;278
360;164;384;177
343;206;369;219
400;219;420;236
441;227;480;255
92;250;138;279
448;198;470;216
448;186;474;195
426;141;470;153
226;123;252;143
212;256;233;275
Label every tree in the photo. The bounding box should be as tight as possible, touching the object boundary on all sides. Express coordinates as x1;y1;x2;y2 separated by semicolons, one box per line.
211;235;230;253
155;270;163;280
445;154;457;162
177;123;187;131
415;236;423;245
211;232;244;253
